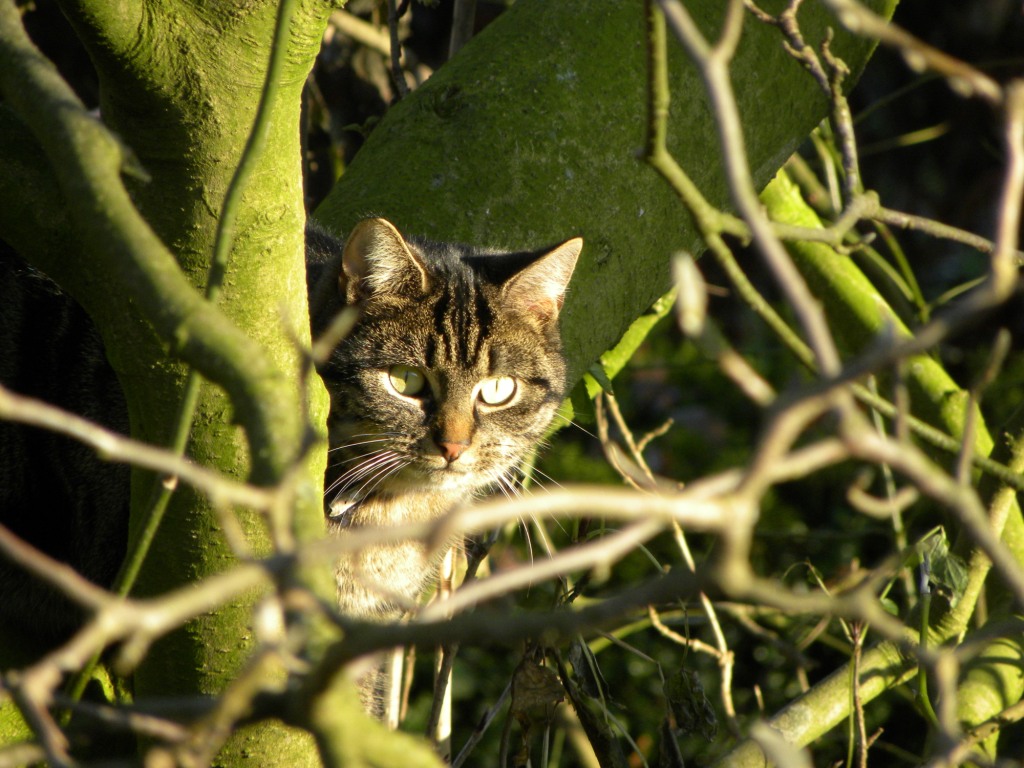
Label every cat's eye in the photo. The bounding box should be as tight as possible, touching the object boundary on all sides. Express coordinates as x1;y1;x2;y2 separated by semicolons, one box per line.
388;365;426;397
478;376;517;406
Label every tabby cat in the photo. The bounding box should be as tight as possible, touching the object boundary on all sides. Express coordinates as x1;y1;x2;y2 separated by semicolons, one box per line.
0;219;581;714
307;218;580;710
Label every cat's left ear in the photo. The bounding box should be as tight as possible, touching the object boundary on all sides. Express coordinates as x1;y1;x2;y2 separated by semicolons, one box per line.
503;237;582;324
340;218;430;303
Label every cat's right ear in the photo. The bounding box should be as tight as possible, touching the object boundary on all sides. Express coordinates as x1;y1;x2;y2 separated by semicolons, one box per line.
503;237;582;324
340;218;430;303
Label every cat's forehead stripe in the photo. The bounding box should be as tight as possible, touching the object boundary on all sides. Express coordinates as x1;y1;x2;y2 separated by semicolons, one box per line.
428;271;494;370
423;334;437;369
470;284;494;363
431;291;453;361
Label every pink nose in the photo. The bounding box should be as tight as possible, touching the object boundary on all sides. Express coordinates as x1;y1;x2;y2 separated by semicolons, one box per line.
436;440;469;463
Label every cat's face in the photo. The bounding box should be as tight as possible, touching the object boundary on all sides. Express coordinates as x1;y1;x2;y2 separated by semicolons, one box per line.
318;219;581;509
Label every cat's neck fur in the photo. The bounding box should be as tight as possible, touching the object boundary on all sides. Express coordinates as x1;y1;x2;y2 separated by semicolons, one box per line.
329;491;458;619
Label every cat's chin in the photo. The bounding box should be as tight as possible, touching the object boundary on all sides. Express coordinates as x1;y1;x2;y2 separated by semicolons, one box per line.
379;460;491;497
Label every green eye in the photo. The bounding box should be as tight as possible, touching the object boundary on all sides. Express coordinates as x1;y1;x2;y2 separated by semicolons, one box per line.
478;376;517;406
388;365;426;397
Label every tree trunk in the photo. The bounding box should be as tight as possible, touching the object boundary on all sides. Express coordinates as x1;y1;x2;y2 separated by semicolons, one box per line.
0;0;334;764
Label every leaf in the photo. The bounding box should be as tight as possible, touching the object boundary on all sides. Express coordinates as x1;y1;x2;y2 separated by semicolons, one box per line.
880;596;900;616
567;379;598;424
901;527;968;604
558;655;629;768
569;636;609;700
921;530;969;604
511;659;564;730
665;667;717;742
932;551;969;602
587;364;615;395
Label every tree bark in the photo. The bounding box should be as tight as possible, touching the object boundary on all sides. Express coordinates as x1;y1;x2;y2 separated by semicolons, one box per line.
0;0;335;764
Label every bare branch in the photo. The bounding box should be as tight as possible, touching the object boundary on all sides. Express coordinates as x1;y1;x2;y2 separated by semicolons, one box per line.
0;385;274;511
658;0;844;376
821;0;1003;106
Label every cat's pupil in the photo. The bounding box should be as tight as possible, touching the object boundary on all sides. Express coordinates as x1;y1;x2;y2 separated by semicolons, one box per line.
387;365;426;397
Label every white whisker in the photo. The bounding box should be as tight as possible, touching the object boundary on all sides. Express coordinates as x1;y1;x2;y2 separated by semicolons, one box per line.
336;453;401;494
520;519;535;566
327;450;399;496
358;457;410;498
494;469;522;501
559;414;596;440
327;446;393;472
327;435;397;454
524;465;564;491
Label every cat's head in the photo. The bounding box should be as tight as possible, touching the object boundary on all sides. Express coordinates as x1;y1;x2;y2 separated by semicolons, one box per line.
317;218;581;510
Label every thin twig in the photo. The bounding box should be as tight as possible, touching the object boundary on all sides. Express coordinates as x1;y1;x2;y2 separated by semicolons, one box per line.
747;0;862;199
452;683;511;768
658;0;844;377
842;417;1024;610
850;623;868;768
5;561;268;766
821;0;1003;106
448;0;477;58
386;0;409;99
0;525;112;611
875;206;1024;264
418;519;668;622
329;10;392;55
599;386;740;729
0;742;46;768
55;696;189;742
0;385;273;510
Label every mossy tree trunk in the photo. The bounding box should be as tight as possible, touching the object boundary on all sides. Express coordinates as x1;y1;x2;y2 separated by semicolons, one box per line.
59;0;333;714
0;0;336;764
